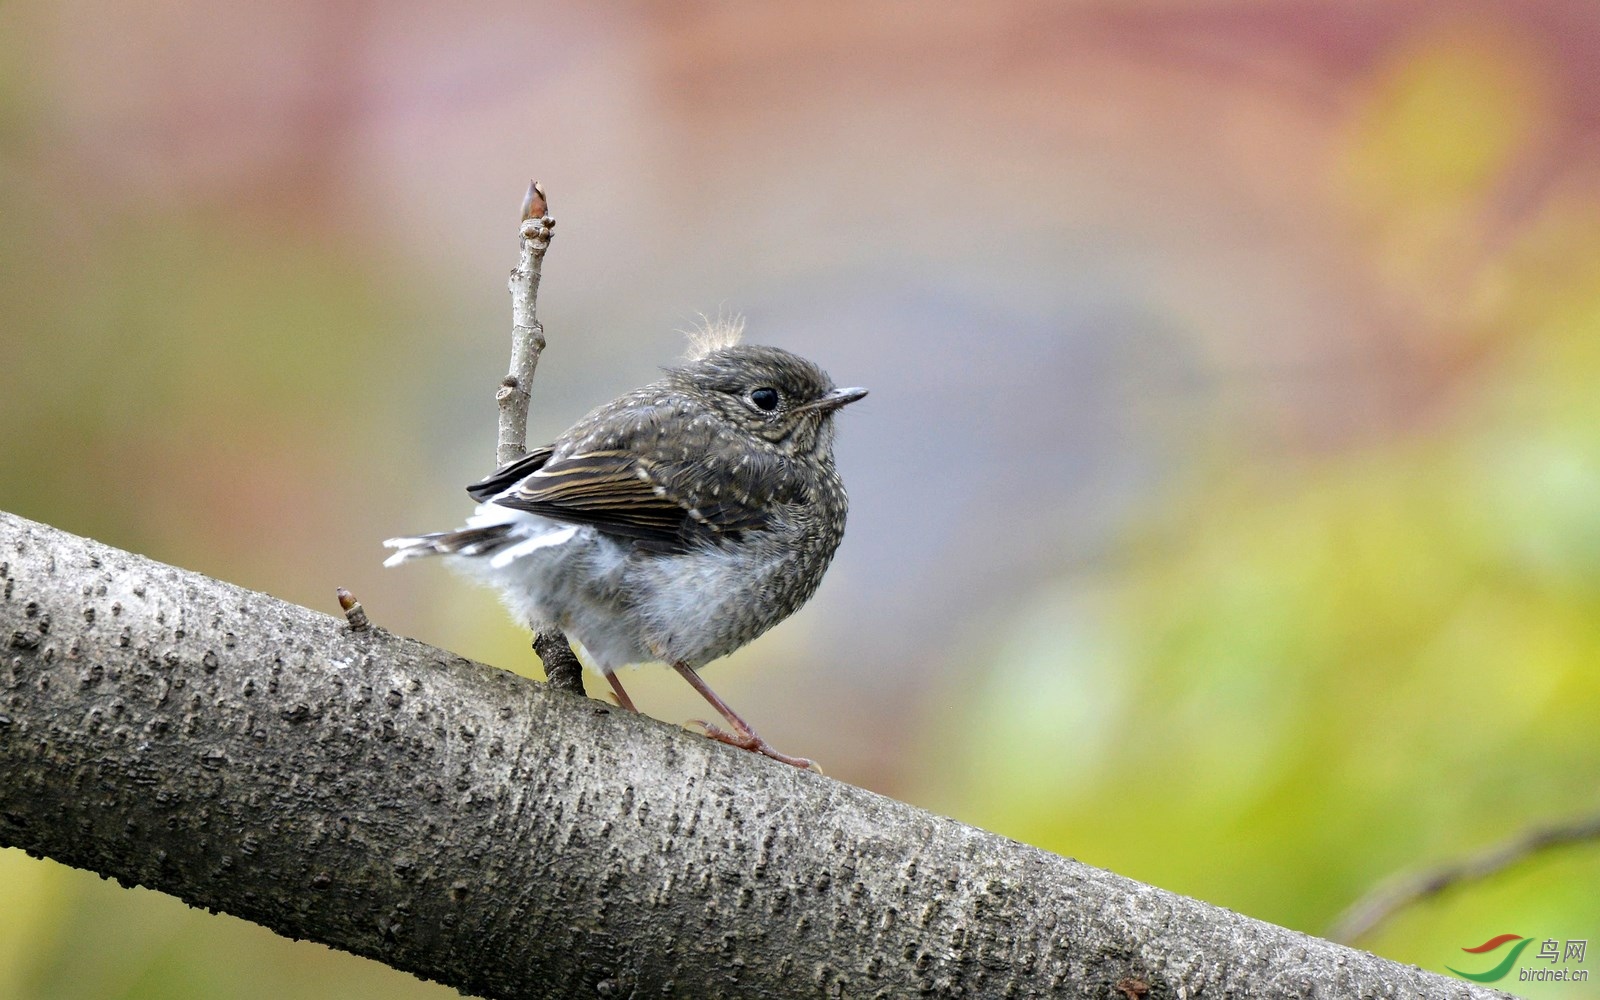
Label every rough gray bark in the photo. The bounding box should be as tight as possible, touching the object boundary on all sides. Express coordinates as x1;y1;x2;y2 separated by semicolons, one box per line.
0;511;1507;1000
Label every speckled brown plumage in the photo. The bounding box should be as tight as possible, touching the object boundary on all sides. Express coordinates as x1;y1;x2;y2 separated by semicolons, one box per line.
386;341;866;768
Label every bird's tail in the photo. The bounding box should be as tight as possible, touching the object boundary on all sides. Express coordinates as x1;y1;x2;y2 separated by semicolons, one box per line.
382;525;516;567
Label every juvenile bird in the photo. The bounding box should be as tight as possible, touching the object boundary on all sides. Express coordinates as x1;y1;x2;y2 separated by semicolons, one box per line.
384;324;865;769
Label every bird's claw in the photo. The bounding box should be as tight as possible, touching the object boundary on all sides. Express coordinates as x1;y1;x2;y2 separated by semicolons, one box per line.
683;719;822;773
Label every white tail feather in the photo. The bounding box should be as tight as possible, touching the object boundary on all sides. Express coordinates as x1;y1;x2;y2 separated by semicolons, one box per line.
382;538;437;567
489;525;579;568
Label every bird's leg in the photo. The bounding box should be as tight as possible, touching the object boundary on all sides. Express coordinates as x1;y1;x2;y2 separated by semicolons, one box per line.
672;661;819;772
603;670;638;713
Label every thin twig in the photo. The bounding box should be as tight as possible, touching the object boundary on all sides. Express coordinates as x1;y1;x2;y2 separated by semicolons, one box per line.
1328;810;1600;943
497;180;554;467
496;181;585;693
533;628;585;694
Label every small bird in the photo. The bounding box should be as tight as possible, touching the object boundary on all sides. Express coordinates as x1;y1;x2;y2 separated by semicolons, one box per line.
384;322;865;770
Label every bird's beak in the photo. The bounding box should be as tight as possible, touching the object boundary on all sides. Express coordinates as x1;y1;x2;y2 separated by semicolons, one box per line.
806;386;868;414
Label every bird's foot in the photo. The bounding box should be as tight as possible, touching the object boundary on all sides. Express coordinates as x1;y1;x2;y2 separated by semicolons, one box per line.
685;719;822;773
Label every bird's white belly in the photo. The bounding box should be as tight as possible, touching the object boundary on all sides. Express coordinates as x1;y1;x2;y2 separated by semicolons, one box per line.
452;506;651;671
452;502;782;671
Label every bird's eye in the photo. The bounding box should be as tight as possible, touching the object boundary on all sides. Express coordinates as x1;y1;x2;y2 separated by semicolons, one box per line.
749;387;781;412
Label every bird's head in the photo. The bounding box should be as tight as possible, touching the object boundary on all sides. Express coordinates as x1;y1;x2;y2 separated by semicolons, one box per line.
667;344;867;456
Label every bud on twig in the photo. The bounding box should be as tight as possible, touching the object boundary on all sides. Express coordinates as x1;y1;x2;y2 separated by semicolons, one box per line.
336;587;370;631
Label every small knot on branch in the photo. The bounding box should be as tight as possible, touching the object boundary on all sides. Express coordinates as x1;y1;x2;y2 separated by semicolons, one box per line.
336;588;370;631
519;217;555;250
1116;978;1151;1000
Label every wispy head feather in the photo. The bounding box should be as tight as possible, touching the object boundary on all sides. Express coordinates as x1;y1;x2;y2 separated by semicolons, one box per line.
681;311;746;360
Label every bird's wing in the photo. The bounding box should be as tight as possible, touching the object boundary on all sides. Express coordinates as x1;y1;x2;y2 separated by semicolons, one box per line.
486;449;769;548
465;446;556;502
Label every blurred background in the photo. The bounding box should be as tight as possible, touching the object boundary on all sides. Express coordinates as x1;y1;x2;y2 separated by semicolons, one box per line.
3;1;1598;996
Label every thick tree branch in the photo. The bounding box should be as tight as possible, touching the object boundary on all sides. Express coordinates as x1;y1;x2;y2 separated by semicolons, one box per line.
0;511;1505;999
